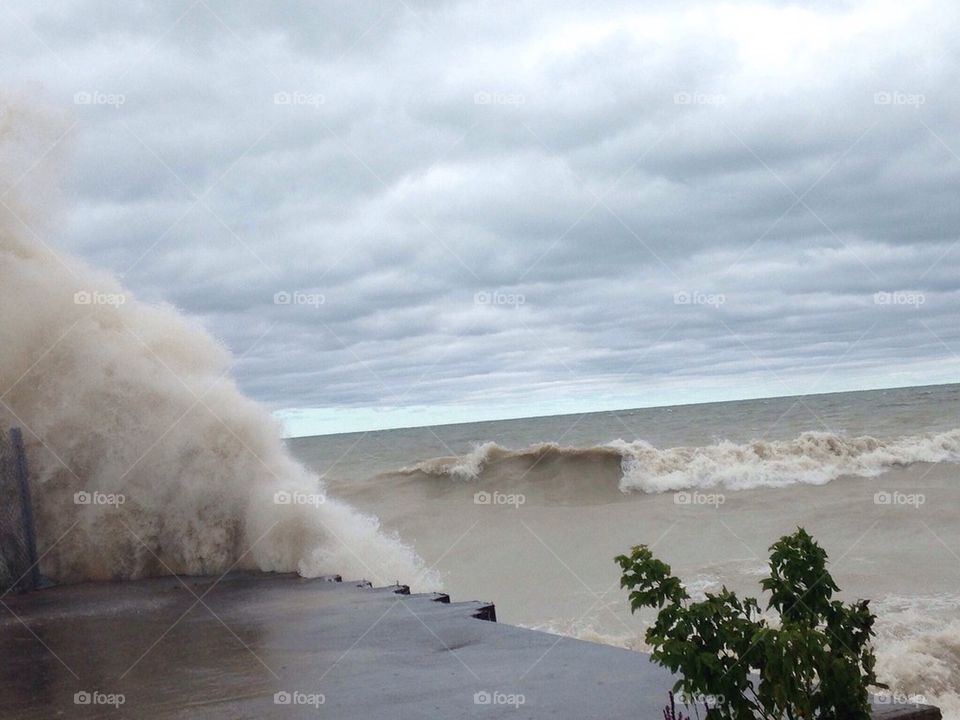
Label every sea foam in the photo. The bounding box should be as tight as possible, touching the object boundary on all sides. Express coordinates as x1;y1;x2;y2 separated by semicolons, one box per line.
403;429;960;494
0;99;434;589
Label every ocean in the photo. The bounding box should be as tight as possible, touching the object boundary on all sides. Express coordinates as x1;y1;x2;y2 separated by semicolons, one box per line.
288;384;960;717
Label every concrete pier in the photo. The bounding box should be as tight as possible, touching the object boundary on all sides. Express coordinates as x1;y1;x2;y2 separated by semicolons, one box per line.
0;572;941;719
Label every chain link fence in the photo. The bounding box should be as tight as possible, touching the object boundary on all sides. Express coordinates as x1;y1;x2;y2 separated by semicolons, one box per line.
0;428;40;594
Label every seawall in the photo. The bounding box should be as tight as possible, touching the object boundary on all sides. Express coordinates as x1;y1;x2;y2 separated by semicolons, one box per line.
0;571;941;719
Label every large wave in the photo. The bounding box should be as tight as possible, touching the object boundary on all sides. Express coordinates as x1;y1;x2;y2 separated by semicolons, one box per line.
402;429;960;494
0;100;434;589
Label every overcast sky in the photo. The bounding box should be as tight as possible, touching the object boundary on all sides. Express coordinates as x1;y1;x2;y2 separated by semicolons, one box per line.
2;0;959;436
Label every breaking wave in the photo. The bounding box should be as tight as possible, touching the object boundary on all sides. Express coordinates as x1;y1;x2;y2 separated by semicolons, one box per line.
873;595;960;720
0;99;434;589
402;429;960;494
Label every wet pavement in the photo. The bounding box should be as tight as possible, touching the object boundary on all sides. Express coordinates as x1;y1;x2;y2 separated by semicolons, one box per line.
0;571;941;719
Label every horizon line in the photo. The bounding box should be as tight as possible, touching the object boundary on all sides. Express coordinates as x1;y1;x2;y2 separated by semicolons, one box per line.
282;379;959;441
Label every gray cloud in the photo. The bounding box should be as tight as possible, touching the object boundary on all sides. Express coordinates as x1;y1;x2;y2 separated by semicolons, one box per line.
2;0;959;433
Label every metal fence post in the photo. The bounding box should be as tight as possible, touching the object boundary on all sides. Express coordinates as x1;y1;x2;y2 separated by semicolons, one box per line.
10;428;40;592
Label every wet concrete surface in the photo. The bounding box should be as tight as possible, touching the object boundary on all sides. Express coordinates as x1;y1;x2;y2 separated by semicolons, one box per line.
0;572;941;719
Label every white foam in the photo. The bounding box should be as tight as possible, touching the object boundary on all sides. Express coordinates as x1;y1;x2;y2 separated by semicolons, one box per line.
0;100;436;590
403;440;502;480
612;430;960;493
873;595;960;720
400;430;960;496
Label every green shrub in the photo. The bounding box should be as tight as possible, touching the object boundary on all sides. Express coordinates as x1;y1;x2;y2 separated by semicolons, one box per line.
615;528;884;719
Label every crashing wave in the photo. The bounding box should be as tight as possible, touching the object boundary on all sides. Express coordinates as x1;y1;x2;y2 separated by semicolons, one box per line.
402;429;960;494
0;98;435;590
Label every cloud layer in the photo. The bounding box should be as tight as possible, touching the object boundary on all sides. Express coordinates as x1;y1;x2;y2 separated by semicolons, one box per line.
2;0;959;434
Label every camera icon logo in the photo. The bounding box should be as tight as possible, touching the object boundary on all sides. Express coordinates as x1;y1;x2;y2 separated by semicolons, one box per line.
74;491;92;505
874;491;892;505
474;690;492;704
474;491;492;505
74;691;92;704
274;691;292;704
273;491;292;505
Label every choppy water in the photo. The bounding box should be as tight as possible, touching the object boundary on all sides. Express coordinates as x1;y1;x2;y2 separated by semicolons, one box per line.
289;383;960;717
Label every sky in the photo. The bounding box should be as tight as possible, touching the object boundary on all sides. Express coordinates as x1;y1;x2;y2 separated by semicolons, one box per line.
1;0;958;436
